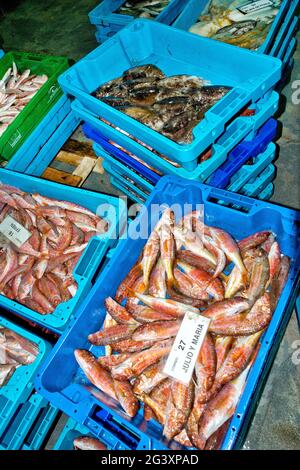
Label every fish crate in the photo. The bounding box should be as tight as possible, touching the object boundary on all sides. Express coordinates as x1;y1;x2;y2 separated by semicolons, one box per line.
95;26;118;44
0;169;126;334
89;0;190;41
0;51;69;161
52;415;132;450
86;116;278;191
35;175;300;450
257;183;274;201
22;110;107;188
276;16;299;63
59;19;281;171
0;392;59;450
4;95;71;173
242;164;276;198
101;139;277;202
73;86;280;181
173;0;298;56
269;0;299;57
108;171;149;204
0;50;4;59
0;315;51;440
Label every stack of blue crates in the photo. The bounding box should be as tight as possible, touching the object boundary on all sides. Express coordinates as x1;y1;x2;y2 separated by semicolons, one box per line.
88;0;191;43
57;19;282;204
84;3;299;203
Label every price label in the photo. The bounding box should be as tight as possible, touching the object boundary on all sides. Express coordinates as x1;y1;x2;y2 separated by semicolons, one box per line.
237;0;274;15
163;312;210;385
0;215;31;248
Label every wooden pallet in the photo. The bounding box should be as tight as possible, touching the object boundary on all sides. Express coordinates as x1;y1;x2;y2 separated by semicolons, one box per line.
41;139;104;187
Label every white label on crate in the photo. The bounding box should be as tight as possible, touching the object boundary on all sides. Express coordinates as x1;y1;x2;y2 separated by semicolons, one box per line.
163;312;211;385
237;0;274;15
0;215;31;248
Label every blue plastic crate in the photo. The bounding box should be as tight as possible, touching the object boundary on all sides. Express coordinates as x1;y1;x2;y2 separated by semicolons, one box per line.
84;124;161;184
0;169;126;334
88;117;277;190
277;16;299;62
242;164;276;198
73;88;279;181
35;176;300;450
95;27;116;44
257;183;274;201
89;0;190;40
101;146;154;193
207;118;278;189
269;0;299;57
173;0;293;55
0;316;51;440
6;95;71;173
0;392;58;450
60;19;281;170
25;110;80;176
226;143;277;194
0;49;4;59
107;169;149;204
101;140;277;202
53;416;132;450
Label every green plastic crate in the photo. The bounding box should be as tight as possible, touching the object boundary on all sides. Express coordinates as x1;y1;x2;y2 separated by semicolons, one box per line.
0;51;69;160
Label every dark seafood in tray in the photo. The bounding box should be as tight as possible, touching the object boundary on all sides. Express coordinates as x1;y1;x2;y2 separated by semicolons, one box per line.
116;0;172;19
94;64;231;144
74;208;290;450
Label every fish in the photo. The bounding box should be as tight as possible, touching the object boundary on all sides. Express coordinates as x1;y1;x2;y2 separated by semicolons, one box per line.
0;364;17;387
197;362;253;449
163;381;194;440
195;333;216;399
242;249;269;305
267;241;281;286
104;297;138;325
207;226;248;285
215;331;262;385
209;293;272;336
114;379;139;417
141;229;160;290
159;209;177;289
88;324;137;346
111;339;172;380
132;320;180;341
130;291;199;318
238;231;271;252
127;303;174;323
73;436;107;451
74;349;116;399
133;363;166;395
177;261;224;301
148;258;167;298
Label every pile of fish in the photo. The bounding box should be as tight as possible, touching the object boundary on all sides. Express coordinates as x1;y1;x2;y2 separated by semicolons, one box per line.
0;326;38;388
0;62;48;138
190;1;282;51
75;208;290;449
116;0;171;19
0;183;107;314
94;65;231;143
73;436;107;450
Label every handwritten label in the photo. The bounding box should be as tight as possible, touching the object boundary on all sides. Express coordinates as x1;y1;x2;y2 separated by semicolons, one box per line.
0;215;31;247
237;0;274;15
163;312;210;385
